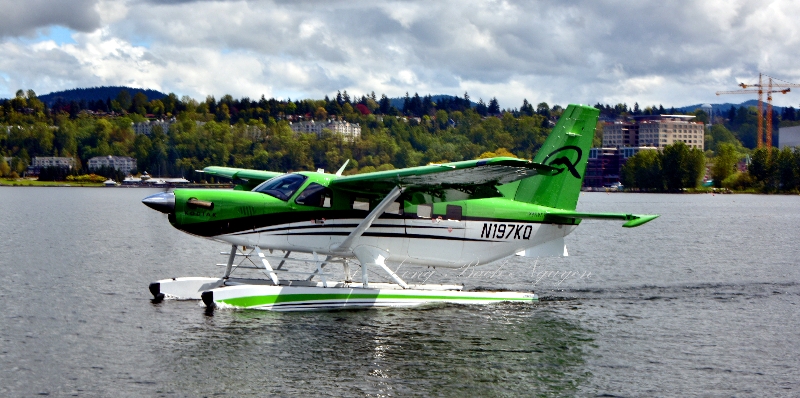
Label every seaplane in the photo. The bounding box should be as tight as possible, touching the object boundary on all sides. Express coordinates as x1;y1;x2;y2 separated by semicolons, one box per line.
142;104;657;311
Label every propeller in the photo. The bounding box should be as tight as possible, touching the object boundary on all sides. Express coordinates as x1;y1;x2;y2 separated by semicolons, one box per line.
142;191;175;214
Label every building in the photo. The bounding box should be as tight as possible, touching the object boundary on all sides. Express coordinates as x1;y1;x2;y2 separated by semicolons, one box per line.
133;118;175;135
88;156;137;174
31;157;76;169
291;120;361;142
603;122;639;147
585;148;621;188
603;115;705;150
26;156;76;176
291;120;325;135
584;147;658;188
779;125;800;149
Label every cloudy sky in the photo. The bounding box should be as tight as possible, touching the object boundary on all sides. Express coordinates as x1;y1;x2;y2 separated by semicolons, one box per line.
2;0;800;109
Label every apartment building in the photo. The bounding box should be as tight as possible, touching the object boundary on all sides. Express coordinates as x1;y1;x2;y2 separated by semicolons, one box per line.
87;155;137;174
291;120;361;142
604;115;704;150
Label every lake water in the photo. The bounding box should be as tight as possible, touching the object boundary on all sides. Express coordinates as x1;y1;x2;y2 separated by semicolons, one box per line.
1;188;798;397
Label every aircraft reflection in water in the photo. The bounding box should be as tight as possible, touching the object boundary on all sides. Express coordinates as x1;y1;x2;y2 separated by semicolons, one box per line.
142;104;657;311
162;307;592;396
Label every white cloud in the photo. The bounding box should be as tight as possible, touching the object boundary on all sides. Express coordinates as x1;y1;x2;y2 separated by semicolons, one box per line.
2;0;800;108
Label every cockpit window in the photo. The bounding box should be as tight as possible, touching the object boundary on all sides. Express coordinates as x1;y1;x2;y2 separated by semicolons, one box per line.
252;174;308;201
295;183;332;207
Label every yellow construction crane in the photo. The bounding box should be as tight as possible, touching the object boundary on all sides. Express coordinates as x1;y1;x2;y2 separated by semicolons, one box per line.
716;73;790;149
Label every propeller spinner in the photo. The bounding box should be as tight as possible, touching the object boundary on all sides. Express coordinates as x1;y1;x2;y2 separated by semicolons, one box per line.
142;192;175;214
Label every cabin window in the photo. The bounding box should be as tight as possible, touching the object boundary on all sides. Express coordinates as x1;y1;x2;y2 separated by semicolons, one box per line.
445;205;462;221
352;198;370;211
416;204;432;218
295;183;332;207
384;202;403;215
252;174;307;201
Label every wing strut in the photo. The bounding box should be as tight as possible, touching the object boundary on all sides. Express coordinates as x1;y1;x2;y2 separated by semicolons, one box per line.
332;185;404;253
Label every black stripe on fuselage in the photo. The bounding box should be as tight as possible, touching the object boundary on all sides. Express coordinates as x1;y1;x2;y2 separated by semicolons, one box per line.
273;230;491;243
176;208;562;237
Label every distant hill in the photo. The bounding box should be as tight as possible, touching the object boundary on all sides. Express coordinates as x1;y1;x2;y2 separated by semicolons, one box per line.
387;95;779;115
677;100;787;115
14;86;792;115
37;86;167;107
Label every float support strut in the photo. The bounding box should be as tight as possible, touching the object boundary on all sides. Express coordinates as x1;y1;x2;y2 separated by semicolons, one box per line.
255;247;280;285
223;244;237;278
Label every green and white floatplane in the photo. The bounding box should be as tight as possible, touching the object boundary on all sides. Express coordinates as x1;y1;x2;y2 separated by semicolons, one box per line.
143;105;657;312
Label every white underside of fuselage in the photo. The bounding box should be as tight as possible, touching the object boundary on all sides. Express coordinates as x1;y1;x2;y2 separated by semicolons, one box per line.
211;218;576;268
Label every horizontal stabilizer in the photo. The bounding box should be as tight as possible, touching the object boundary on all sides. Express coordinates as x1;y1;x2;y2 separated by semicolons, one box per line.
545;211;659;228
621;214;659;227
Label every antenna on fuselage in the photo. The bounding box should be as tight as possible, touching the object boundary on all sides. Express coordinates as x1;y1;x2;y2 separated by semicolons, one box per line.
335;159;350;176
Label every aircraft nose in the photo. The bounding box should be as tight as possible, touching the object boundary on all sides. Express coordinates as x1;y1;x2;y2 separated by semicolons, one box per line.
142;192;175;214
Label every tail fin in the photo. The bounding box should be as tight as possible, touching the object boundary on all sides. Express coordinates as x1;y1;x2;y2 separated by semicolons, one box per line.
506;104;599;211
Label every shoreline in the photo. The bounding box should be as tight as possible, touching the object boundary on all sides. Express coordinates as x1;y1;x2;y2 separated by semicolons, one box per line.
0;180;233;188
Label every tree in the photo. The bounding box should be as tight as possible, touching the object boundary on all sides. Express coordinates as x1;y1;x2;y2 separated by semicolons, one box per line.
475;99;488;116
0;157;10;177
711;143;739;188
402;92;411;115
409;93;422;117
776;146;799;191
435;109;449;130
692;109;709;124
314;106;328;120
661;142;705;190
536;102;550;118
520;99;534;116
378;94;391;114
706;123;743;153
781;106;796;122
488;97;500;115
593;122;603;148
622;149;662;191
149;99;165;118
748;147;777;191
131;92;149;115
115;90;132;112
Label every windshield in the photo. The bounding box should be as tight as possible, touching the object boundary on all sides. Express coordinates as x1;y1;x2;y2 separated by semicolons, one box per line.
252;174;308;201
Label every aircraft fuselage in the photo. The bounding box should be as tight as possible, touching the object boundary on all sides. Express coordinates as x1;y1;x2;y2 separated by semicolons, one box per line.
164;188;579;268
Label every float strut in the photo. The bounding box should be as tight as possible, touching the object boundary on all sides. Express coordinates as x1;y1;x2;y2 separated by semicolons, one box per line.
254;247;280;285
223;244;237;278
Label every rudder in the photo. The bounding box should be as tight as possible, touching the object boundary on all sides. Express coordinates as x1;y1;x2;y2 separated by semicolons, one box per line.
508;104;599;211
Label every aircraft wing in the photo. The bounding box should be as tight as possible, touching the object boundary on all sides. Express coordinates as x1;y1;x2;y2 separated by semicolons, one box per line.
330;157;558;194
202;166;283;189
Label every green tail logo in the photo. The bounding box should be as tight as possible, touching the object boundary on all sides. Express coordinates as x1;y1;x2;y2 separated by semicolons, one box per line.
542;146;583;179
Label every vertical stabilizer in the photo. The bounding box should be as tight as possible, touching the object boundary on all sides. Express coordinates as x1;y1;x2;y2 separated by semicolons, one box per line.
508;104;599;211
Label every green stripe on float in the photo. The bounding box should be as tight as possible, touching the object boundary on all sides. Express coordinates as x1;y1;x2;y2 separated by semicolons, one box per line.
221;292;535;308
